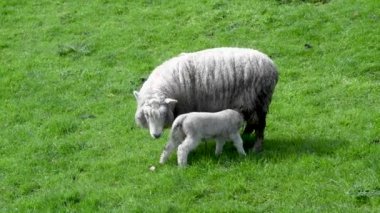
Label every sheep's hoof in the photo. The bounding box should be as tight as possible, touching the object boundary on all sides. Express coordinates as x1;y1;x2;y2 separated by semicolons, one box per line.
252;145;263;153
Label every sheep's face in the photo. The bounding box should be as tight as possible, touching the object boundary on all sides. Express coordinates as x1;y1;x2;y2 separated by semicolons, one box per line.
134;91;177;139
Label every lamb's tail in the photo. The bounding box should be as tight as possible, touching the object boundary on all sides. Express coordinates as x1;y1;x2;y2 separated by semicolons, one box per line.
159;115;188;164
170;115;187;143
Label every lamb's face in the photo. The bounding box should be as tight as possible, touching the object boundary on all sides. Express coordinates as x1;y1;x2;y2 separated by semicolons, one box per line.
134;91;177;139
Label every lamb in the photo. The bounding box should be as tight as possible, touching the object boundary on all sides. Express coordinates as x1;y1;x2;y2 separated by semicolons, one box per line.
134;47;278;152
159;109;246;166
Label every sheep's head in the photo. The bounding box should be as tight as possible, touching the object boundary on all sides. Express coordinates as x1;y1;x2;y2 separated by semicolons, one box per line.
133;91;177;139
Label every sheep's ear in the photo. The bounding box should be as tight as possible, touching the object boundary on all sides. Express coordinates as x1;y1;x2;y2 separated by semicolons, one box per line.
135;109;147;128
164;98;177;110
133;91;139;100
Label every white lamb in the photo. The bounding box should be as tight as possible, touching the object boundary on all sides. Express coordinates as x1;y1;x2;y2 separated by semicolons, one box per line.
159;109;247;166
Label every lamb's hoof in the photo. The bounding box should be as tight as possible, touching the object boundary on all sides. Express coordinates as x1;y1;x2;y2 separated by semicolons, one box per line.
159;157;166;164
178;161;188;167
237;149;247;156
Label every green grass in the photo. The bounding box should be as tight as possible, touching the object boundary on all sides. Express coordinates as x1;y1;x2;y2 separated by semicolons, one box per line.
1;0;379;211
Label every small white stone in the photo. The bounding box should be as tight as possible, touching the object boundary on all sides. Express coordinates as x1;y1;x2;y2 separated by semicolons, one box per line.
149;166;156;171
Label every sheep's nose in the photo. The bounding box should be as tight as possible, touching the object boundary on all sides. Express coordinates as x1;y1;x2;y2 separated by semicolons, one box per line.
153;133;161;139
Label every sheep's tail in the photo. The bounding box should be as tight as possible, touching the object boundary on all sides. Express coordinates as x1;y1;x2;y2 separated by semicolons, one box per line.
170;115;187;143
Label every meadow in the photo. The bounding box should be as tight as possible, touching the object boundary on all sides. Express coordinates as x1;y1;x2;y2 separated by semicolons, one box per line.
1;0;379;211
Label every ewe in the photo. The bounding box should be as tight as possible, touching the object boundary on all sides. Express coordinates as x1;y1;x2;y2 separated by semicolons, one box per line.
134;47;278;152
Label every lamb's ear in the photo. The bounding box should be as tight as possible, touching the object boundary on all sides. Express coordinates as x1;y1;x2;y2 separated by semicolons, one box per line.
164;98;177;110
133;91;139;100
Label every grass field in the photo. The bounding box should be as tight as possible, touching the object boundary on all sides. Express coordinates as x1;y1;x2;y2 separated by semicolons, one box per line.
1;0;379;211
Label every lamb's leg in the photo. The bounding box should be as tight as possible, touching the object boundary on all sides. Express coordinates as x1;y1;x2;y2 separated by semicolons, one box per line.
215;138;226;156
160;139;179;164
177;136;200;166
160;126;185;164
230;133;247;156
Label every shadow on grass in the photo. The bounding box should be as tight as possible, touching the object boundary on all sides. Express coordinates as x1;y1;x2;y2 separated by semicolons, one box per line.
186;135;349;165
255;137;348;159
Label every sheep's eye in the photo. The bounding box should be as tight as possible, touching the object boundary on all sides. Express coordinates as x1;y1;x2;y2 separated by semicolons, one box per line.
141;111;149;120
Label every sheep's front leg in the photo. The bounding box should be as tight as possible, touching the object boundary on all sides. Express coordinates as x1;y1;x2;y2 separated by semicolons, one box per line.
215;138;226;156
177;136;200;166
160;139;180;164
230;133;247;156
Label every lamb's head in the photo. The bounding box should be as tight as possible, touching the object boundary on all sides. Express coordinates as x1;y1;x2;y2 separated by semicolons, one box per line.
133;91;177;139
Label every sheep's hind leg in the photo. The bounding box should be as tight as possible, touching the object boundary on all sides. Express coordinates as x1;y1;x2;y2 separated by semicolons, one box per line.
230;133;247;156
253;110;267;153
242;122;256;149
177;136;200;166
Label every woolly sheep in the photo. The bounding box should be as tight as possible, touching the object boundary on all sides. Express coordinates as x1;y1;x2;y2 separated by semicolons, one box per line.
159;109;246;166
133;47;278;152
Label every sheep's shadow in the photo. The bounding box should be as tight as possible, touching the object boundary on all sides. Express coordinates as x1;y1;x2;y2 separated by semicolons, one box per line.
246;136;348;158
186;136;348;165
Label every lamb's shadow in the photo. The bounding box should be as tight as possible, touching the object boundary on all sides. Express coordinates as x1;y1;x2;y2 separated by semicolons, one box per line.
187;136;349;165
